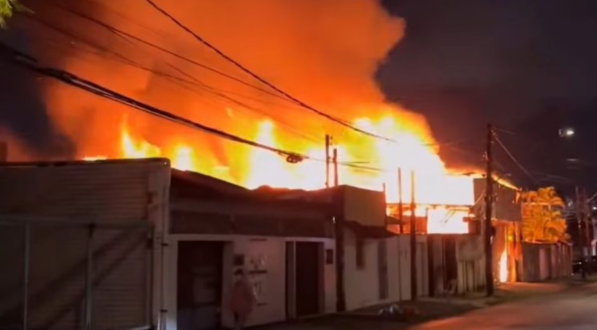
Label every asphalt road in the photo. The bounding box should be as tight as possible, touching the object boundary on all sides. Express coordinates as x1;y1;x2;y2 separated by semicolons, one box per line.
412;283;597;330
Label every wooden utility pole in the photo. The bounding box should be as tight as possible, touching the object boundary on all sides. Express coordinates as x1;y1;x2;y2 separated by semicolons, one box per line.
398;168;404;234
332;145;345;312
484;123;495;296
410;170;417;301
333;148;339;187
325;135;331;188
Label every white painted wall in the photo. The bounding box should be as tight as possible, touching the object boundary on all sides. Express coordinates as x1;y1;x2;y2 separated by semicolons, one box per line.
387;236;410;301
162;234;335;330
343;232;428;311
343;229;382;310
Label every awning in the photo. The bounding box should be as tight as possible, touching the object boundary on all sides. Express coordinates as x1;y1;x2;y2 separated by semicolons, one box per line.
344;220;395;238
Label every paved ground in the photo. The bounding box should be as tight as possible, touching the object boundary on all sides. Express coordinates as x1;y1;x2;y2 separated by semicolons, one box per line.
413;282;597;330
260;277;597;330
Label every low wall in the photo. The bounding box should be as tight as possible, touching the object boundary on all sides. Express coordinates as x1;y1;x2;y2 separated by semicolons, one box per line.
521;242;572;282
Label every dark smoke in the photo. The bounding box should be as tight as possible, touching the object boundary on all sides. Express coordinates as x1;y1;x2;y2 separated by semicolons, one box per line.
0;20;75;159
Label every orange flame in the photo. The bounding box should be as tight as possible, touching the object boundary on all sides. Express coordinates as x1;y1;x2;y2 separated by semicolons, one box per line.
499;250;508;283
82;114;475;235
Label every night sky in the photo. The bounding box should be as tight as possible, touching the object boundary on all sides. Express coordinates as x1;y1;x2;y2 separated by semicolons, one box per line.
380;0;597;192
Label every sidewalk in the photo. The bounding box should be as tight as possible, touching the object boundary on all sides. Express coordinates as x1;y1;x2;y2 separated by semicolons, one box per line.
256;276;597;330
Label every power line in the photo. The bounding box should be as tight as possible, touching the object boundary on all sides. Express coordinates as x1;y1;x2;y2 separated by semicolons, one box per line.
36;3;470;150
0;41;392;175
144;0;402;142
493;131;538;184
19;13;324;146
38;4;293;102
0;41;311;160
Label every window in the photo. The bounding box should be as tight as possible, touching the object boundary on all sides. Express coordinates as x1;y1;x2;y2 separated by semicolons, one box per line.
356;237;365;269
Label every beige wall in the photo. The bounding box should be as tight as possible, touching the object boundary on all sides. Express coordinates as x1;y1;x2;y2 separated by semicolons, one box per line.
342;186;386;227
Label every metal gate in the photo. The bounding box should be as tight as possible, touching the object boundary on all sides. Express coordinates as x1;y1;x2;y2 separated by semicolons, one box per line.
0;217;154;330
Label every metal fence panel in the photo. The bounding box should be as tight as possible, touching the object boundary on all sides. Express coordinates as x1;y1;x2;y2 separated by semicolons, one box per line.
0;222;153;330
0;225;24;330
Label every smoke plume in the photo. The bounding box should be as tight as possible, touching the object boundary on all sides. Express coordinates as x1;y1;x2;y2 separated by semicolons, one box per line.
3;0;443;184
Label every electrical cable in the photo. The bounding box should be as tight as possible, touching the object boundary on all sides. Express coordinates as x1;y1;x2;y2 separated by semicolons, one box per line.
144;0;404;142
0;41;390;173
0;41;311;160
19;14;324;146
35;2;474;149
493;131;538;184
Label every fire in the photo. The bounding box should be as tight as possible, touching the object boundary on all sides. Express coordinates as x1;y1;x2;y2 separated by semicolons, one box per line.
84;115;475;236
17;0;477;235
427;208;471;234
121;128;161;159
171;145;196;171
83;156;107;161
499;250;508;283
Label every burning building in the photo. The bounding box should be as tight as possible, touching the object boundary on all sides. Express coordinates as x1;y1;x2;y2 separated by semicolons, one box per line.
1;0;478;234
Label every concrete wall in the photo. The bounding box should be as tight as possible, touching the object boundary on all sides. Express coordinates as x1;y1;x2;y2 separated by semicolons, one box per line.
388;236;410;301
343;228;382;310
455;235;485;294
521;242;571;282
162;234;335;330
342;186;386;227
343;232;428;311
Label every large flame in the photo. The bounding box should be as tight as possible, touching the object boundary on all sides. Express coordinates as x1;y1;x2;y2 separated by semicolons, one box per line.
81;115;475;234
10;0;479;234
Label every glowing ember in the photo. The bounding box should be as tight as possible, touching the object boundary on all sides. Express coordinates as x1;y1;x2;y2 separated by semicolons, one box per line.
499;250;508;283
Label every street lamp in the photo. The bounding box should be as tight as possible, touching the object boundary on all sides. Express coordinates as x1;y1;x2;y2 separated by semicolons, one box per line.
559;127;575;138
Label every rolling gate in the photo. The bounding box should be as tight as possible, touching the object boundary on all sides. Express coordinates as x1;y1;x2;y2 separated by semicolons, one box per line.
0;159;170;330
0;218;153;330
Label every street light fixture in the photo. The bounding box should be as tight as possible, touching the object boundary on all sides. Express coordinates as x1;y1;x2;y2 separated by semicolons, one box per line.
559;127;575;138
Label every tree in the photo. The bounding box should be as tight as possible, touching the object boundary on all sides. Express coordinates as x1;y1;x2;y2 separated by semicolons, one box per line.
521;187;568;243
0;0;26;28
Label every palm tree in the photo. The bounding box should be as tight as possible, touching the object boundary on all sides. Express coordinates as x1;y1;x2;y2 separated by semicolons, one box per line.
521;187;568;243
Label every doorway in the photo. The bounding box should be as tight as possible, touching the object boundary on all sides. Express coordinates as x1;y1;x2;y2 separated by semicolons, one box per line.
378;240;389;300
177;241;224;330
294;242;321;317
443;237;458;293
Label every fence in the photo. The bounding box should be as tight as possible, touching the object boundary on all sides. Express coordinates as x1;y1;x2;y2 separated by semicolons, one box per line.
0;217;154;330
521;242;572;282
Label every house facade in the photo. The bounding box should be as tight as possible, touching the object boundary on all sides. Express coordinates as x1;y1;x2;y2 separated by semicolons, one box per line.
163;170;336;330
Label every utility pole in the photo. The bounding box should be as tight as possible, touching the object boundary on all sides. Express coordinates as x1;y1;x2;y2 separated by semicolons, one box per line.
333;148;339;187
332;145;345;311
410;170;417;301
484;123;495;296
576;187;585;261
583;189;592;273
398;168;404;234
325;135;331;188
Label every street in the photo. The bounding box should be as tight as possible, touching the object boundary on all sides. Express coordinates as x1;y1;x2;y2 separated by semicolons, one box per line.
262;282;597;330
413;282;597;330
